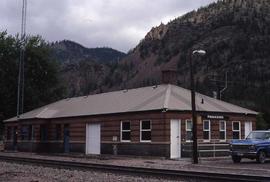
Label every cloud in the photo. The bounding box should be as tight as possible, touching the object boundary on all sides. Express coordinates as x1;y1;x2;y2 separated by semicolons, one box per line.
0;0;217;52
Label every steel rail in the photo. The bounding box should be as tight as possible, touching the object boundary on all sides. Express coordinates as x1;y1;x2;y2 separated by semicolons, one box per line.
0;155;269;182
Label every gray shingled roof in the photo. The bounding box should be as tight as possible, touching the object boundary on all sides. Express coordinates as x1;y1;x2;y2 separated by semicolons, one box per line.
4;84;258;122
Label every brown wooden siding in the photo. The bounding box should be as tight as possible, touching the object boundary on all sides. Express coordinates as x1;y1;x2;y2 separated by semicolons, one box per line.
4;111;257;148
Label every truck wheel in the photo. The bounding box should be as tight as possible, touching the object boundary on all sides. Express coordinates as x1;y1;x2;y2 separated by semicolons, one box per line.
256;151;266;164
232;156;241;163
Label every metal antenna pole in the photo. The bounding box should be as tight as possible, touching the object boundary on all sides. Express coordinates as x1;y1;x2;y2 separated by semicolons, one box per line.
16;0;27;118
21;0;27;114
16;52;22;118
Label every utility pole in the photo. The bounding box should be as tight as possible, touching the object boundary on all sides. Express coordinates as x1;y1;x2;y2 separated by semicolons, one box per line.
190;50;206;164
17;0;27;118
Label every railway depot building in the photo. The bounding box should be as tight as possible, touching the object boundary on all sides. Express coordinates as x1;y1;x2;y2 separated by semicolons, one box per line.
3;84;257;158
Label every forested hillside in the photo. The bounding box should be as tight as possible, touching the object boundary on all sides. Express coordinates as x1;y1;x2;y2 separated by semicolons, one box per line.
51;40;126;64
50;40;126;96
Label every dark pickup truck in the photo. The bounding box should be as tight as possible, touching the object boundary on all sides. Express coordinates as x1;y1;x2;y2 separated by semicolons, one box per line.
230;130;270;163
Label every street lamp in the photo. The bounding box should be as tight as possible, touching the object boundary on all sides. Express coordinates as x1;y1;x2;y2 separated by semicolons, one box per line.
192;50;206;55
190;49;206;164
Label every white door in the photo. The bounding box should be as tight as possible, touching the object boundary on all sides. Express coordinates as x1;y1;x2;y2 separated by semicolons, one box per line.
170;119;181;159
86;123;101;155
244;122;252;138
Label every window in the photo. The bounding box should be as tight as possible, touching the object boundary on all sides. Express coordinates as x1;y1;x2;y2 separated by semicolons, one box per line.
20;125;29;140
186;120;193;142
232;121;241;139
55;124;61;140
121;121;131;142
140;120;151;142
40;125;48;141
203;120;211;141
219;121;226;141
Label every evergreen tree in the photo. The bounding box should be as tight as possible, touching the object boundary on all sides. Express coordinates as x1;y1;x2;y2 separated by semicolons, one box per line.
0;32;65;136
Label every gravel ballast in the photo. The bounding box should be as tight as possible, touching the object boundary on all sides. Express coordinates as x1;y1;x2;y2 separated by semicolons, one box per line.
0;152;270;181
0;161;188;182
1;152;270;177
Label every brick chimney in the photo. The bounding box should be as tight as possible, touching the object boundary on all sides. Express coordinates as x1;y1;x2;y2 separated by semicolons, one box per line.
161;70;178;85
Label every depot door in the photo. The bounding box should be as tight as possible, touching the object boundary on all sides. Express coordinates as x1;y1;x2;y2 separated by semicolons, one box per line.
63;124;70;153
86;123;101;155
12;127;18;150
245;122;252;138
170;119;181;159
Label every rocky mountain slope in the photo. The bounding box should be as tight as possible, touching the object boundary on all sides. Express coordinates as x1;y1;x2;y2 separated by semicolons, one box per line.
105;0;270;117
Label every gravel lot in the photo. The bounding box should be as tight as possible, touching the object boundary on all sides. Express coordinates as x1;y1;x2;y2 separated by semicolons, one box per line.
0;161;189;182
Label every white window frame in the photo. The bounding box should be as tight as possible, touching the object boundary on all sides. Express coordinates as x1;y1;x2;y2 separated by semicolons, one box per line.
232;121;241;139
219;120;226;142
120;121;131;142
203;120;211;142
185;119;193;142
140;120;151;142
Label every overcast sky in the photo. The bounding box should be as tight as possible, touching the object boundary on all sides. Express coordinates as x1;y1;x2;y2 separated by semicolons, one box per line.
1;0;217;52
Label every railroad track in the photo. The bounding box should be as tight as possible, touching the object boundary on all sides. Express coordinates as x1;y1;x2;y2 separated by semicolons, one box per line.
0;155;269;182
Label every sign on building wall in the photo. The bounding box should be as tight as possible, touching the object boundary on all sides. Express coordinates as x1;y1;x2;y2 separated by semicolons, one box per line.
200;114;229;120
